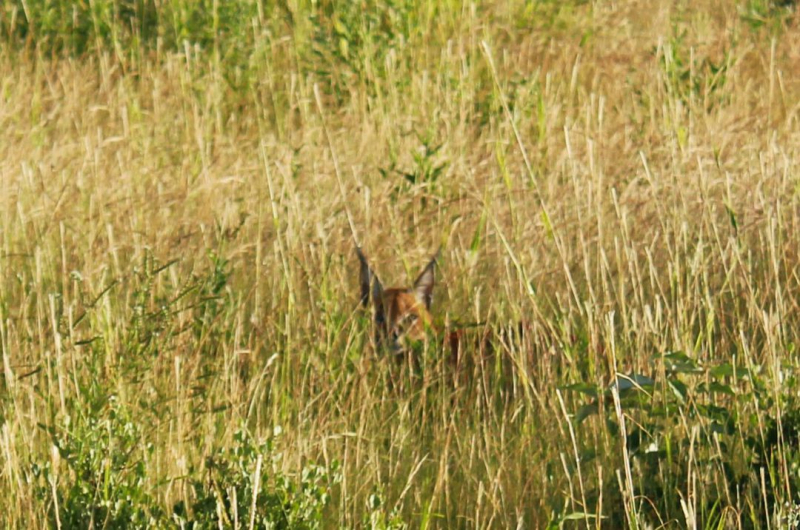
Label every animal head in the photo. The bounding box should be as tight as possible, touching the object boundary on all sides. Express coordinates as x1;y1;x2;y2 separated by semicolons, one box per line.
356;247;439;351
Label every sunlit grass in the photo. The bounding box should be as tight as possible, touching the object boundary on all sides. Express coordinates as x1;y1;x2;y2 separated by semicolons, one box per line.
1;0;800;527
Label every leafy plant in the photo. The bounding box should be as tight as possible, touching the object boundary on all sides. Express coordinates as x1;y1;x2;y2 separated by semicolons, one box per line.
563;351;799;527
658;31;733;112
380;133;448;208
307;0;415;94
31;398;164;529
174;428;340;529
740;0;795;32
364;492;407;530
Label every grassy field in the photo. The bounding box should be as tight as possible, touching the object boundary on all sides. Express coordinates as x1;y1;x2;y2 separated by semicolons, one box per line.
1;0;800;527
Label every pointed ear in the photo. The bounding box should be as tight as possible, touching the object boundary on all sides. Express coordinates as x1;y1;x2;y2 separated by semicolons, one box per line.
413;251;438;309
371;274;385;325
356;247;373;307
356;247;386;331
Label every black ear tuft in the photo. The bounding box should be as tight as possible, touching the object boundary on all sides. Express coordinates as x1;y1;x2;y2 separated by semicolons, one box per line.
357;247;386;329
412;251;438;309
356;247;373;307
371;274;385;327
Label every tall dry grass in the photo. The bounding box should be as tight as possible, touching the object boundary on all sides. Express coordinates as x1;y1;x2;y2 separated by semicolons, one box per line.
1;0;800;527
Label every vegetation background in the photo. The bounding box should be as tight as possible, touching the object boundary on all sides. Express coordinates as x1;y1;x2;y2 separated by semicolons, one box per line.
1;0;799;527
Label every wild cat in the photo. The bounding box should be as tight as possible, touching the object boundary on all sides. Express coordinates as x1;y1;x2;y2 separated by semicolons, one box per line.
356;247;438;353
356;247;531;371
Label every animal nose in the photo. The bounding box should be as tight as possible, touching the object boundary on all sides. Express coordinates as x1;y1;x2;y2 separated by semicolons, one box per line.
389;336;404;354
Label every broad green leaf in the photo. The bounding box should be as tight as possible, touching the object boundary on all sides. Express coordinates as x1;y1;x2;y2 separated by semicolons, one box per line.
668;379;688;404
610;373;655;393
710;363;750;380
560;382;599;398
708;381;735;396
576;402;599;423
